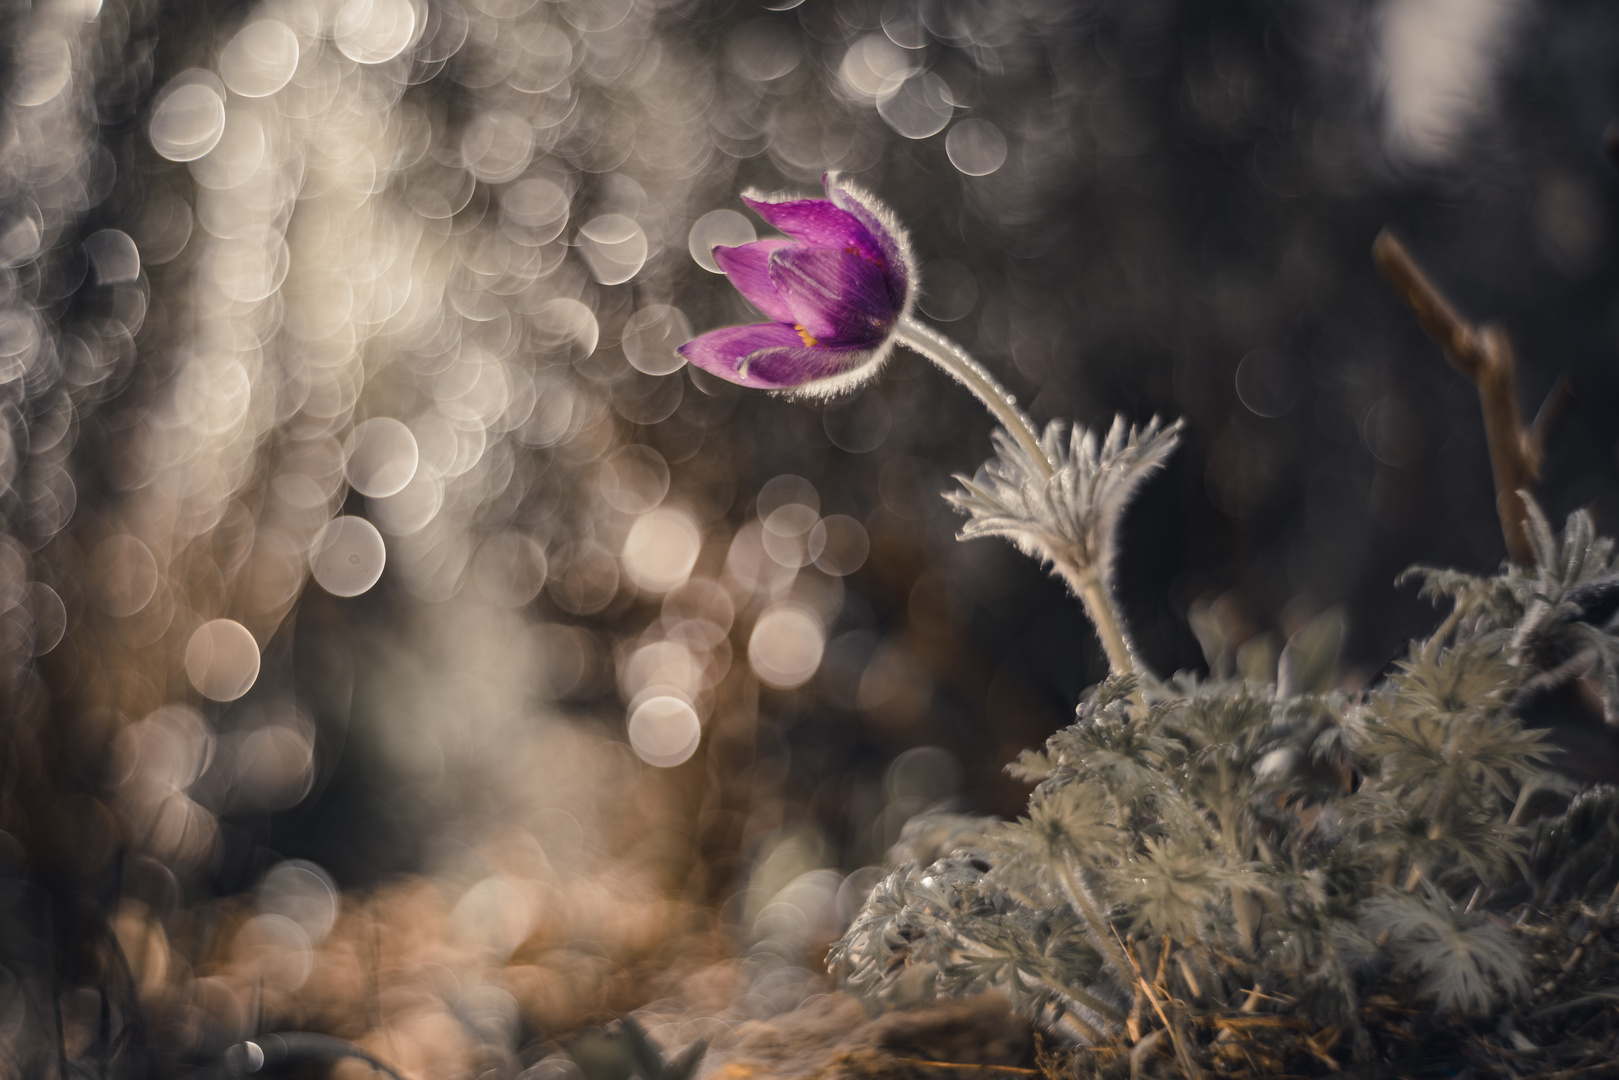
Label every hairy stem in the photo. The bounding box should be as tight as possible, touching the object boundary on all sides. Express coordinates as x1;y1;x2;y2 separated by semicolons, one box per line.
962;931;1126;1028
894;317;1052;478
1057;856;1134;984
1031;974;1128;1029
1065;565;1138;679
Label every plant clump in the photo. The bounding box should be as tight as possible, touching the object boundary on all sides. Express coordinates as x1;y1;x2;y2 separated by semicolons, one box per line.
831;494;1619;1078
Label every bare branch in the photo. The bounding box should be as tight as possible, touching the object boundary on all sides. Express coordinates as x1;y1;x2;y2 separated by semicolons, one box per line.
1373;229;1568;566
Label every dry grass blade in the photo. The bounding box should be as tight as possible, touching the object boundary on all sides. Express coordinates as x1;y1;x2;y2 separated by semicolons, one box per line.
892;1059;1042;1075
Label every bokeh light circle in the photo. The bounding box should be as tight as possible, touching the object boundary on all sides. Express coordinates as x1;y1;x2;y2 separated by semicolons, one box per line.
621;306;692;376
219;21;300;98
946;119;1008;176
185;619;261;702
839;34;916;101
501;179;570;246
310;517;387;597
627;696;701;768
90;534;159;616
334;0;419;65
344;418;420;498
472;531;549;607
235;722;317;811
9;33;72;108
878;72;953;139
27;582;66;655
149;78;227;162
578;214;648;285
85;230;140;285
1235;347;1302;418
810;515;870;577
368;471;443;536
687;210;757;273
622;507;701;593
258;861;339;944
749;605;825;690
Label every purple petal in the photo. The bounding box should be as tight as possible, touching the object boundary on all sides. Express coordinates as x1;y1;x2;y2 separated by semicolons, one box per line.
713;240;797;324
740;344;880;390
741;195;885;267
769;246;895;347
824;176;911;311
677;323;817;388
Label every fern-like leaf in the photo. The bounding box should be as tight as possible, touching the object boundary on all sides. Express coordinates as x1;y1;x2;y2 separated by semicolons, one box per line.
1360;889;1529;1014
946;415;1182;590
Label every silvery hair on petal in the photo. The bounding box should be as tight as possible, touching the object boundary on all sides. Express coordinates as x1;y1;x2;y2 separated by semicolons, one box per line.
774;338;899;402
823;171;921;321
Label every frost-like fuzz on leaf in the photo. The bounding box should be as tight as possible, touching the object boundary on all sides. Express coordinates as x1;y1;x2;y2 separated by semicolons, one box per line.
1403;499;1617;638
946;415;1182;592
1406;499;1619;718
833;484;1619;1051
1360;890;1529;1014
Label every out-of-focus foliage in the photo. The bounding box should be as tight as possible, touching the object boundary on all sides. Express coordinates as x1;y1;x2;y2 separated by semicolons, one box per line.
570;1015;707;1080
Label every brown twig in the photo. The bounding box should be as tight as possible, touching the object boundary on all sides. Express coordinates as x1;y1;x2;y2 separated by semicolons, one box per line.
1125;935;1204;1080
891;1060;1040;1075
1303;1023;1344;1073
1543;877;1619;1000
1372;229;1571;566
1200;1016;1310;1031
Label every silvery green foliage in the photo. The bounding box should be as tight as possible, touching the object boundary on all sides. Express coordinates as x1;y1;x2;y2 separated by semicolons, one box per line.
831;504;1619;1043
946;416;1183;589
1359;889;1530;1014
1406;505;1619;719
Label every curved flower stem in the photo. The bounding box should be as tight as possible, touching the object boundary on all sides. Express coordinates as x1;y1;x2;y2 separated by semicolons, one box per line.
894;317;1053;479
897;318;1142;682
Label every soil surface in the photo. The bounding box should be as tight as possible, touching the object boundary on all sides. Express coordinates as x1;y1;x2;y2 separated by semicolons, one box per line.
708;994;1037;1080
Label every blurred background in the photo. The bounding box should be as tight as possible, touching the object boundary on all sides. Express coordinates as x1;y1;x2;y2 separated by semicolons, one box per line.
1;0;1617;1075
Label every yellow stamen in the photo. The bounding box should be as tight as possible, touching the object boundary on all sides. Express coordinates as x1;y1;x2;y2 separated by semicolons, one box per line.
794;324;820;347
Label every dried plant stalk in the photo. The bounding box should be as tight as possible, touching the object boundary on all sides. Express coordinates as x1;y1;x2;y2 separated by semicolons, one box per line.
1372;229;1570;566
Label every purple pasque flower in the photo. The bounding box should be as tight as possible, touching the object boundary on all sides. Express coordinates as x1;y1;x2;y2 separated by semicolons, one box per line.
678;173;916;397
